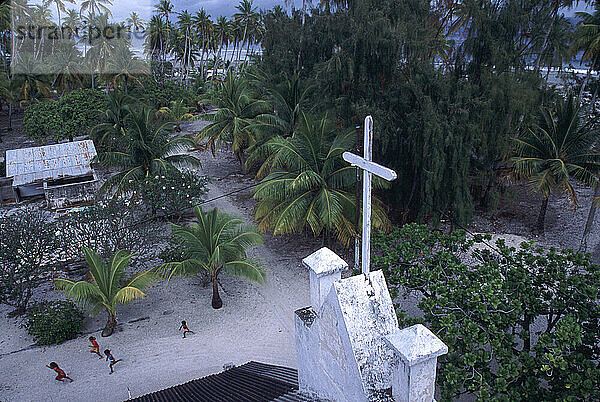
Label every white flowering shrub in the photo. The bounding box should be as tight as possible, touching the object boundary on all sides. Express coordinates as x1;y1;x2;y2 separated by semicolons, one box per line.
0;209;58;316
138;171;209;218
57;200;165;269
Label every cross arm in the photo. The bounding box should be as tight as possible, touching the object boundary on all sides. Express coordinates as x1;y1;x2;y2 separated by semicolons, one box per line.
342;152;398;182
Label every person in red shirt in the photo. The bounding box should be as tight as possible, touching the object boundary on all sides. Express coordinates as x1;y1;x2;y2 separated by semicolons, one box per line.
88;336;103;359
179;320;195;338
46;362;73;383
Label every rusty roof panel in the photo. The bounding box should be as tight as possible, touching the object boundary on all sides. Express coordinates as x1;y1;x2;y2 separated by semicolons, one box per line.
5;140;97;186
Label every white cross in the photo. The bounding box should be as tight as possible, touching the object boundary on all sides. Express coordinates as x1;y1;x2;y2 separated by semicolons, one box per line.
343;116;397;276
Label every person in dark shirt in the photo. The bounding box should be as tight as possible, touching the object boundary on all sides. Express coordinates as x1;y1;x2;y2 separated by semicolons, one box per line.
179;320;195;338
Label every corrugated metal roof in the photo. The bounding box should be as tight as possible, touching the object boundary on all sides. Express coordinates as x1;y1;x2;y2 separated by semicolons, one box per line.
5;140;97;186
128;361;317;402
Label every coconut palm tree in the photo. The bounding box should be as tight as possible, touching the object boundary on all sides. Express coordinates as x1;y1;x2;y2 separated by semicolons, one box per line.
192;8;212;77
154;0;173;66
176;10;194;78
106;42;147;93
234;0;259;67
79;0;112;19
126;11;145;33
55;248;158;336
49;0;75;39
160;206;265;309
573;3;600;99
84;13;116;88
511;94;600;234
158;100;193;132
248;112;390;246
146;15;168;65
12;54;51;105
49;40;84;93
155;0;172;24
249;71;315;142
98;106;200;196
212;16;231;83
197;71;269;168
62;8;81;38
91;91;131;148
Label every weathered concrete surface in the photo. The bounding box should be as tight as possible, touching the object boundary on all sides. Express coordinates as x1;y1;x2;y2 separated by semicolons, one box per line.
385;324;448;401
297;247;448;402
302;247;345;312
296;265;399;400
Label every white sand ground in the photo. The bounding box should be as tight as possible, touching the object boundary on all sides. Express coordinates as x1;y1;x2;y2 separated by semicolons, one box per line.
0;121;316;402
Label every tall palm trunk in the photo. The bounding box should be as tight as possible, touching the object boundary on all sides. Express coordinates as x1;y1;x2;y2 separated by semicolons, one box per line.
238;23;248;68
227;40;237;75
102;309;117;337
580;185;600;251
537;195;549;234
8;103;13;130
296;0;308;72
534;6;558;72
580;55;598;101
200;31;206;78
213;37;224;84
211;275;223;309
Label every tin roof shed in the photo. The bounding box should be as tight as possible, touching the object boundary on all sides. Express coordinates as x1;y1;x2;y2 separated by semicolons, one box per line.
5;140;97;187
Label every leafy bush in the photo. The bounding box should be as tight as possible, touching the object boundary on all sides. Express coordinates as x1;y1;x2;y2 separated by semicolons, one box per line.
0;209;58;316
57;89;108;141
22;100;62;142
24;301;84;345
373;224;600;400
130;77;198;109
57;199;165;268
23;89;107;142
138;171;209;218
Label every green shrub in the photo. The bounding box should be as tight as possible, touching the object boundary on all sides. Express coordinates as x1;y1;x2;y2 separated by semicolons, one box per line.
23;89;107;142
373;224;600;400
138;171;209;218
22;100;62;142
24;301;85;345
58;89;107;141
130;77;198;109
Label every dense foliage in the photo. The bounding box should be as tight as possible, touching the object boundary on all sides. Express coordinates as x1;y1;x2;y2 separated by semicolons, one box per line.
23;89;108;142
97;106;200;197
24;301;85;345
0;209;58;316
57;200;165;268
137;171;209;218
373;224;600;400
259;0;561;225
129;77;198;109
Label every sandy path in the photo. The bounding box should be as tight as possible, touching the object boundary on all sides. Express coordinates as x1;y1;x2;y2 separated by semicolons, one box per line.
0;120;314;402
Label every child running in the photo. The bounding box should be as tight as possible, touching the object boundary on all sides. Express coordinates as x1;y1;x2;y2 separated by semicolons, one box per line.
179;320;195;338
46;362;73;383
104;349;122;374
88;336;103;359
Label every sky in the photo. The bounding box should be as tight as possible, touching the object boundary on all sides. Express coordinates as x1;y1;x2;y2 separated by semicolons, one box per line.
170;1;301;18
34;0;596;28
